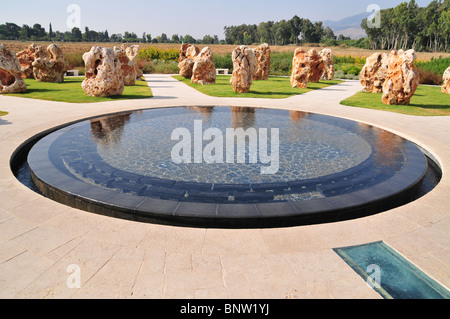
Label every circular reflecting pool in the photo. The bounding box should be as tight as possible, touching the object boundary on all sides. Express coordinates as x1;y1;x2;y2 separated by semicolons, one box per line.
26;106;429;228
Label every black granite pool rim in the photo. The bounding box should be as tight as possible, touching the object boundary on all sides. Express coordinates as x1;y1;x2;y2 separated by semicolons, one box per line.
25;106;429;229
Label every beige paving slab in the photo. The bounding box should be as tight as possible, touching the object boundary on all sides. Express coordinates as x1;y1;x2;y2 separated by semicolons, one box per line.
164;269;224;299
250;274;312;299
41;208;107;238
82;217;151;248
0;217;37;241
137;224;206;253
74;258;142;299
0;250;55;298
263;254;297;278
0;239;26;264
223;272;255;299
130;250;166;298
194;286;229;299
407;252;450;289
8;197;70;224
220;254;273;283
0;207;14;224
16;239;121;299
11;226;74;257
260;226;330;254
202;229;269;255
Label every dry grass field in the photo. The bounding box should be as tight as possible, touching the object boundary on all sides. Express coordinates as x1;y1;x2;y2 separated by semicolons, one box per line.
3;40;449;61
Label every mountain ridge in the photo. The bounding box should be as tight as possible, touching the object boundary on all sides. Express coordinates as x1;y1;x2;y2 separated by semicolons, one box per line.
321;12;369;39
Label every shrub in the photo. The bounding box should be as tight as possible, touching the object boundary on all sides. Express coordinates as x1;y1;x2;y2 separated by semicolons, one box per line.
214;53;233;71
334;55;367;65
416;68;443;85
345;65;362;75
270;52;293;76
335;70;345;79
65;52;84;68
139;59;178;74
415;56;450;77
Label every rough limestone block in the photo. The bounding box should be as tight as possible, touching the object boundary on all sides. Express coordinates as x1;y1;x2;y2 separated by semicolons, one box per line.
291;48;325;88
253;43;271;80
16;43;40;79
359;52;389;93
319;48;335;80
230;45;257;93
32;43;68;83
178;44;200;79
382;49;419;105
82;46;124;97
442;67;450;94
191;47;216;85
114;46;137;86
121;43;143;79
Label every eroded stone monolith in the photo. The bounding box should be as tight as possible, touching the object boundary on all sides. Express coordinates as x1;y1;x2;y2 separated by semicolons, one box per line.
121;43;143;79
291;48;324;88
191;47;216;85
114;46;137;86
253;43;271;80
319;48;335;80
382;49;419;105
32;43;69;83
82;46;124;97
359;52;389;93
178;44;200;79
16;43;40;79
0;44;27;94
442;67;450;94
230;45;257;93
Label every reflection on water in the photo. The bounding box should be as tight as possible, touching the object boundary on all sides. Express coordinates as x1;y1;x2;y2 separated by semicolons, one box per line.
230;106;256;129
290;110;308;122
357;123;405;167
187;106;214;124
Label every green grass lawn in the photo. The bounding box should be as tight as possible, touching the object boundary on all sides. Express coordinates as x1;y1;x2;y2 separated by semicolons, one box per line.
6;77;153;103
173;75;343;99
340;85;450;116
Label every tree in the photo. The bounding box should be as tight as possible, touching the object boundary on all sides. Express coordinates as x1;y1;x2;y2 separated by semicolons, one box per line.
32;23;46;40
257;21;274;44
71;27;82;42
289;15;303;44
171;34;180;43
160;33;168;43
182;34;196;44
323;27;336;40
49;23;53;39
18;24;32;40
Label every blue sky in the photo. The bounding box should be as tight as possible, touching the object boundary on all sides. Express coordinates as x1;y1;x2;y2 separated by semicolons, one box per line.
0;0;435;39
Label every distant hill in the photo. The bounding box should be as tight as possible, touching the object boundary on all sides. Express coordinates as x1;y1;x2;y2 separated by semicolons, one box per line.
322;12;369;39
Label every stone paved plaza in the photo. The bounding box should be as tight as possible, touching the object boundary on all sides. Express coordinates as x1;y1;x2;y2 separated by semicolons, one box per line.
0;75;448;299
